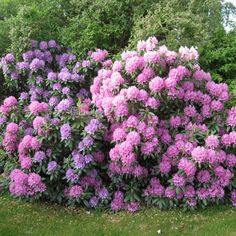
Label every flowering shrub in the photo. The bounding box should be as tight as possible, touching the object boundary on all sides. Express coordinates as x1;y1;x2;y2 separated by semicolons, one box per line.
0;40;110;206
1;37;236;212
91;36;236;211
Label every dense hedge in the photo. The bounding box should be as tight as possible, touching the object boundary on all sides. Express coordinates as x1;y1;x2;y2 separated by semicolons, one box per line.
1;38;236;212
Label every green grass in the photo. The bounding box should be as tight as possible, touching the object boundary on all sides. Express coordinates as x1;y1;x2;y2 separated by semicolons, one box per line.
1;195;236;236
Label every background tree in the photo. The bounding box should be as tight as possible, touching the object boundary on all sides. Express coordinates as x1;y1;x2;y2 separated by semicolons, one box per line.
200;28;236;105
128;0;233;50
0;0;235;103
0;0;154;57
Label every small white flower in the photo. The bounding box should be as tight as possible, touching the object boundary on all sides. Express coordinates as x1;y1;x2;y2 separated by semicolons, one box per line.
157;229;161;234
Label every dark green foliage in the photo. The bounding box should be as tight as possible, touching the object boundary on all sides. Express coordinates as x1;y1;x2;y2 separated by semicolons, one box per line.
0;0;234;57
61;0;135;56
200;29;236;105
0;0;24;55
0;0;73;56
128;0;228;50
0;0;155;57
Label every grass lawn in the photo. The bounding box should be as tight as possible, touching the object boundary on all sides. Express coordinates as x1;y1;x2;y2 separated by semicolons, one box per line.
1;195;236;236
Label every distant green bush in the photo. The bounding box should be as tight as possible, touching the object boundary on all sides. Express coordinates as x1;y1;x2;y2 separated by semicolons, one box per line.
200;29;236;105
0;0;154;57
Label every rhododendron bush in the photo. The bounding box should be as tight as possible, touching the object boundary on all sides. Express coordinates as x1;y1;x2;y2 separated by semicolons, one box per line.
0;40;110;206
91;37;236;211
1;37;236;212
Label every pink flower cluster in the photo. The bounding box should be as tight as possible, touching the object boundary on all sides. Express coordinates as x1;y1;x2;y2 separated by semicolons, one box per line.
227;107;236;127
108;115;159;176
18;135;41;169
221;131;236;146
29;101;49;115
2;122;19;151
0;96;17;114
111;191;139;212
33;116;47;135
9;169;46;196
90;49;108;62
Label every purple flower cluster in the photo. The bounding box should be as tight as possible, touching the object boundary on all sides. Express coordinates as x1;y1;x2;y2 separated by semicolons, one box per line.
47;161;57;172
60;123;71;140
84;119;101;135
34;151;46;162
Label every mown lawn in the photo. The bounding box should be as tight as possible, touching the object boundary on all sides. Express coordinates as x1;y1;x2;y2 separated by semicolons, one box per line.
0;195;236;236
